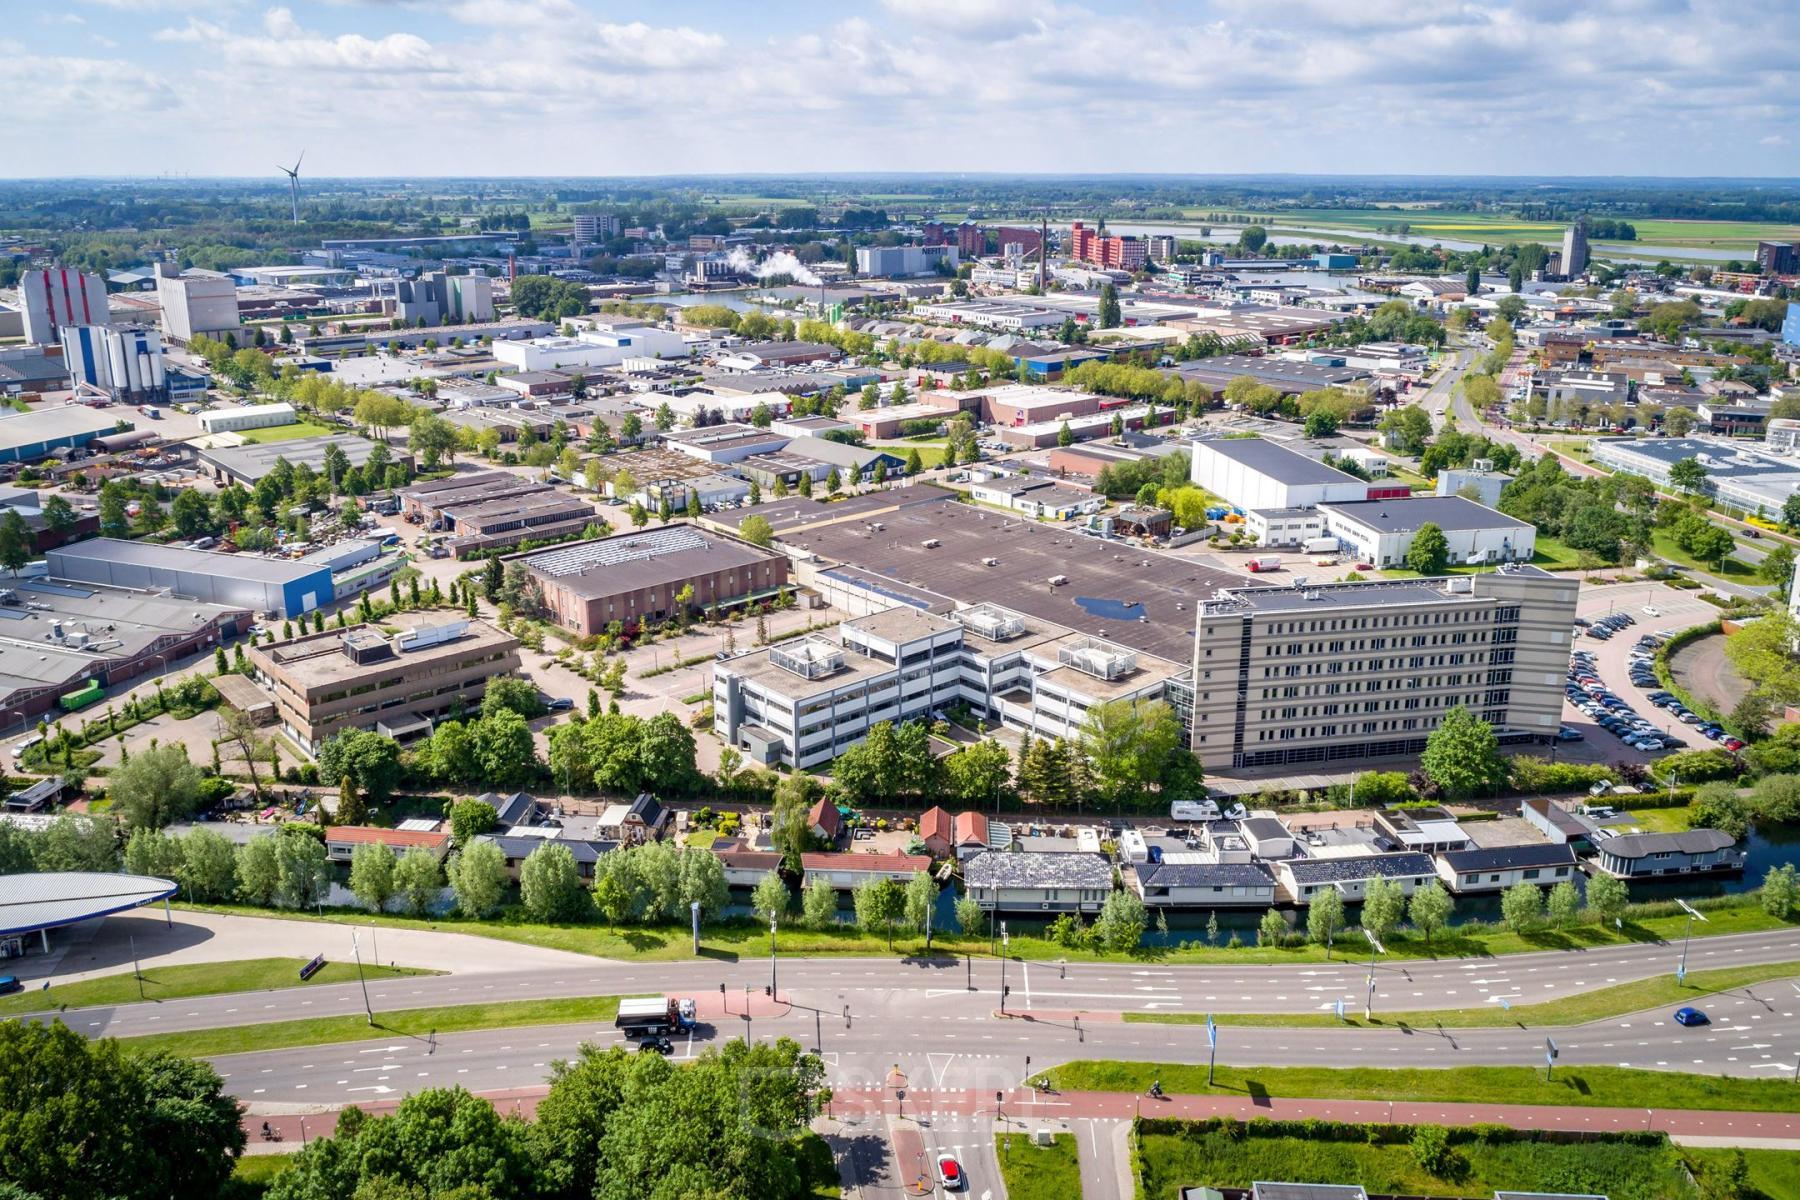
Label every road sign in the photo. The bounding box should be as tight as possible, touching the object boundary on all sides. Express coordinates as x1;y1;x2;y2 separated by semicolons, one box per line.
1334;998;1346;1021
1205;1014;1217;1049
299;954;327;981
1545;1037;1559;1061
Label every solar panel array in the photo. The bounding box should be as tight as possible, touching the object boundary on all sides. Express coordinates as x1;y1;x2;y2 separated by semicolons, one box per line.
525;525;709;578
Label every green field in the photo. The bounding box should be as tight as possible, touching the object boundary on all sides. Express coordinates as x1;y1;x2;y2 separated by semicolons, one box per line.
1178;206;1800;253
871;439;950;468
1137;1124;1697;1200
1054;1060;1800;1114
997;1132;1082;1200
1684;1147;1800;1200
1123;961;1800;1030
1650;528;1759;581
232;421;335;444
0;959;432;1019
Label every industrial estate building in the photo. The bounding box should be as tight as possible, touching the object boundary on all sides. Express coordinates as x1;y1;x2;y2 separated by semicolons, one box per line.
1188;566;1576;770
1591;436;1800;515
517;523;789;638
19;268;110;345
250;614;521;750
1316;497;1537;568
198;401;297;435
0;405;125;464
196;433;401;486
46;538;335;618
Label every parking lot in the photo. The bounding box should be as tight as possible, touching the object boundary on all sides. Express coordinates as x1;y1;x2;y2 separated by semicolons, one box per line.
1556;582;1737;767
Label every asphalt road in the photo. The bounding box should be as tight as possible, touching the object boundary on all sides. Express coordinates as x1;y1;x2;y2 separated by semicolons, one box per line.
46;924;1800;1043
215;962;1800;1110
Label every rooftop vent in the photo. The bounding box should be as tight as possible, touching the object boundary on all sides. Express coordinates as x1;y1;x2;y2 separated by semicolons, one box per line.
953;603;1026;642
770;636;846;681
1058;635;1138;681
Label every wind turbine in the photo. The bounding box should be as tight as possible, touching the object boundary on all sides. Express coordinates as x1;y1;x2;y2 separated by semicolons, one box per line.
278;151;304;224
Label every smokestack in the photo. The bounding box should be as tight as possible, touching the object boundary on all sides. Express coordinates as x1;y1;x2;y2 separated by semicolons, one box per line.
508;253;517;282
1039;212;1048;291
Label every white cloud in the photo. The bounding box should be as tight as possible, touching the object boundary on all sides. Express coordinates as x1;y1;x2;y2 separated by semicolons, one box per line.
156;8;443;71
585;21;724;69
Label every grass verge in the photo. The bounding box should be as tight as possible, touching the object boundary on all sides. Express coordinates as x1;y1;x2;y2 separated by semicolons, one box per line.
1137;1123;1695;1200
1122;961;1800;1028
119;995;621;1058
226;1153;298;1199
1054;1060;1800;1114
168;894;1798;969
1682;1147;1800;1200
0;959;434;1019
996;1131;1082;1199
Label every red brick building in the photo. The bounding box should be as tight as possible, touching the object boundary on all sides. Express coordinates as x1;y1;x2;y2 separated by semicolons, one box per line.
1069;221;1147;271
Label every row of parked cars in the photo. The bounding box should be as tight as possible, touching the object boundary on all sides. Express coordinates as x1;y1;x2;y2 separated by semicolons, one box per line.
1576;610;1641;641
1567;648;1684;753
1620;631;1748;752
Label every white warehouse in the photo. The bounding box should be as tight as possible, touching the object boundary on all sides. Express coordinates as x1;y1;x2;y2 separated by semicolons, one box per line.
1191;436;1376;511
491;321;688;373
199;401;296;435
1316;496;1536;569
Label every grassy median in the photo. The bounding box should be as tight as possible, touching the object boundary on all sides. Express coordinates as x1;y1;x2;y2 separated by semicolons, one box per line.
1123;961;1800;1028
0;959;435;1019
1052;1060;1800;1114
996;1131;1082;1199
118;995;621;1059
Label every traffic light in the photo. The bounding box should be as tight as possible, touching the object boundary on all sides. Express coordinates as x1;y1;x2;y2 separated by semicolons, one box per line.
764;986;772;997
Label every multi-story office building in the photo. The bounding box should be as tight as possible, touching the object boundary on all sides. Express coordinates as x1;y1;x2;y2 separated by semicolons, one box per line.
153;264;239;344
1068;221;1147;270
1147;234;1177;262
1757;241;1800;275
19;267;109;345
712;604;1182;769
573;214;622;243
249;614;521;751
1188;565;1576;770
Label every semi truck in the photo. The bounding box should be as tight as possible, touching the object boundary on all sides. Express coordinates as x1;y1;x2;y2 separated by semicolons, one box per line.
614;996;697;1038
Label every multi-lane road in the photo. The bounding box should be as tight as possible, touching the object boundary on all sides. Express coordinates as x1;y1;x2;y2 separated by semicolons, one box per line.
31;922;1800;1110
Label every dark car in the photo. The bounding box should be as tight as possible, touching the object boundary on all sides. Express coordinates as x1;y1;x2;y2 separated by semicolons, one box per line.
0;976;19;996
1673;1006;1709;1027
637;1036;674;1054
544;697;575;712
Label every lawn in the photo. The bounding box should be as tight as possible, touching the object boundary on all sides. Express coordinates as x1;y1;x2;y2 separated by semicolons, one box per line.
170;893;1797;970
1181;207;1800;253
1122;960;1800;1029
1054;1060;1800;1114
1624;806;1694;833
1650;528;1758;581
996;1132;1081;1200
1137;1124;1697;1200
120;995;621;1058
227;1153;297;1199
871;439;950;469
0;959;433;1019
1683;1147;1800;1200
233;421;335;444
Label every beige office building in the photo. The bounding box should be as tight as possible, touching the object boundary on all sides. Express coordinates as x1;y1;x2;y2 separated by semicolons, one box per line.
1188;565;1576;771
249;613;521;751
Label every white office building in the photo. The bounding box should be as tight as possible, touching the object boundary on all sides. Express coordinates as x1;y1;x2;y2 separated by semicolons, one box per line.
1316;497;1536;569
713;604;1182;769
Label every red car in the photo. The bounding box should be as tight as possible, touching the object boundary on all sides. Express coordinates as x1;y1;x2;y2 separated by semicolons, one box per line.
1725;738;1745;752
937;1154;963;1191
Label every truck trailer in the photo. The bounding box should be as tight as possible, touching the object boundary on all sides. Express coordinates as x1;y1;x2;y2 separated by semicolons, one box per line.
614;996;697;1038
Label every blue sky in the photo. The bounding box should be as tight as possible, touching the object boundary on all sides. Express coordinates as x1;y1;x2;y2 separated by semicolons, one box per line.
8;0;1797;178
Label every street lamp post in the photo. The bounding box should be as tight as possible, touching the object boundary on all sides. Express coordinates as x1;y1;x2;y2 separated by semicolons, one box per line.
769;913;778;1002
999;922;1009;1015
351;930;374;1026
1676;898;1708;983
1362;928;1384;1021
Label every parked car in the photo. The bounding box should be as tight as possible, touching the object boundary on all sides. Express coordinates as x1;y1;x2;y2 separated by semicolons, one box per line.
0;976;19;996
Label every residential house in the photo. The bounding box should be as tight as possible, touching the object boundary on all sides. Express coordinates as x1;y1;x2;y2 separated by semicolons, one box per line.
1372;807;1472;854
1276;853;1436;904
475;791;539;828
809;798;844;846
1591;829;1745;878
953;811;991;859
919;806;953;858
962;850;1113;914
1128;860;1277;908
597;793;670;845
801;851;932;891
324;826;451;864
1435;843;1578;894
716;844;785;888
475;832;615;882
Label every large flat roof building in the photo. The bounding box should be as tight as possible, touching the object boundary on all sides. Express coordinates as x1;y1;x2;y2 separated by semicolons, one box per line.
518;523;788;637
1591;436;1800;515
45;538;334;618
197;433;401;487
1316;496;1537;570
250;613;521;751
1189;565;1576;770
0;404;123;464
1191;435;1392;511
